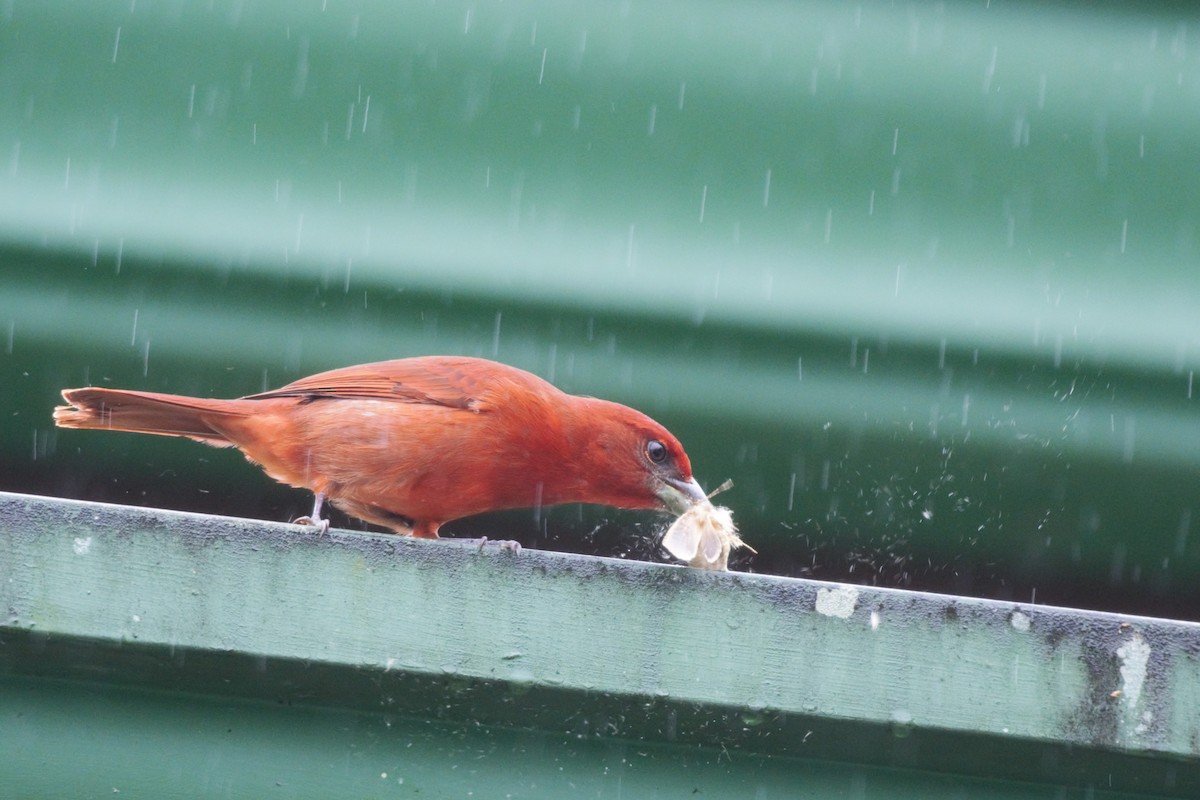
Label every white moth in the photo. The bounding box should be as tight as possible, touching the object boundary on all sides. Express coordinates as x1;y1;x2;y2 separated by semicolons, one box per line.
661;487;755;571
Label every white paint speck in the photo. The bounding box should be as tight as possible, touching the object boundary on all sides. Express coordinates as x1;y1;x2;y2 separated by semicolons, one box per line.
1010;611;1031;632
870;610;880;630
815;586;858;619
1117;631;1151;710
73;536;92;555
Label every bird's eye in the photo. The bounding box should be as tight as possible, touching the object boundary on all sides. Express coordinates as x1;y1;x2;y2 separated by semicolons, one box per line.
646;439;669;464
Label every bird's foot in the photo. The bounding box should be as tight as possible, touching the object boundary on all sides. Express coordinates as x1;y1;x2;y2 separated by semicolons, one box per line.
469;536;522;553
292;515;331;535
293;492;331;535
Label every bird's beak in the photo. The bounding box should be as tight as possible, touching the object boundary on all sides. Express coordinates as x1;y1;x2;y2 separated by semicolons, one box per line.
657;476;708;515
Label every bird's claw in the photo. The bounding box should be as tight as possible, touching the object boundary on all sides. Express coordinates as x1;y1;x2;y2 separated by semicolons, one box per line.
293;515;331;535
293;492;331;535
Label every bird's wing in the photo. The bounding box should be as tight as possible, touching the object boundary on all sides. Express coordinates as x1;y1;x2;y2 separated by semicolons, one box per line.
241;356;514;412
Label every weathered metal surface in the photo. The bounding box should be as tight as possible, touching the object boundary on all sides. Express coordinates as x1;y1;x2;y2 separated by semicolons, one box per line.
1;491;1197;797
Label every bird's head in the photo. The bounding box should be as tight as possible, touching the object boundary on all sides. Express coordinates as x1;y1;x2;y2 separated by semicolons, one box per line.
565;397;707;514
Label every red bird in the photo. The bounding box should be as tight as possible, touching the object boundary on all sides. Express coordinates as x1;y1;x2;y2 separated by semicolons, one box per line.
53;356;706;538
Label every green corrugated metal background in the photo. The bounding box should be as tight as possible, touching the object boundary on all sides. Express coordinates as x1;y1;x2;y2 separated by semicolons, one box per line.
3;0;1198;616
3;0;1200;795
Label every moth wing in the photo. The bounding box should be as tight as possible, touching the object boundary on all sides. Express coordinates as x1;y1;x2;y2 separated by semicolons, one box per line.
662;517;701;561
699;527;726;566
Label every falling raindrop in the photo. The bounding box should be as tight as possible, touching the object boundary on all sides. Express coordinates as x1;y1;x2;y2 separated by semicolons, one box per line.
1176;509;1191;556
982;45;998;94
292;37;309;98
1110;544;1127;584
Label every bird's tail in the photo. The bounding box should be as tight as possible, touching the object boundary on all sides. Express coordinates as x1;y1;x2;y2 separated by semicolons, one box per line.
54;388;247;445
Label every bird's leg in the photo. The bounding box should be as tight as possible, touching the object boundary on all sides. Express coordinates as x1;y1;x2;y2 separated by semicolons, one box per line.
292;492;331;534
